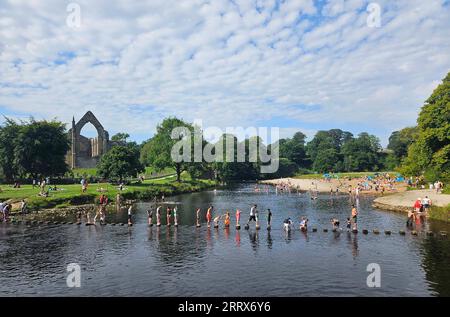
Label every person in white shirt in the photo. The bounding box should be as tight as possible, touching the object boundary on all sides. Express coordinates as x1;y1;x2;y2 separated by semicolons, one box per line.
421;196;432;212
246;204;257;226
128;205;133;225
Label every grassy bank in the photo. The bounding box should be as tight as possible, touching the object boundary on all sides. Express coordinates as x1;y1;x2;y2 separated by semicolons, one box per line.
0;173;216;211
429;205;450;222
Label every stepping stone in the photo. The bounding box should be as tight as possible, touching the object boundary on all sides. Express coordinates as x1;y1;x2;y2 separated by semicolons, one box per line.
362;229;369;234
312;228;317;232
384;230;391;235
426;231;434;237
440;231;447;237
323;229;328;232
411;231;418;236
352;229;358;234
373;229;380;234
399;230;406;235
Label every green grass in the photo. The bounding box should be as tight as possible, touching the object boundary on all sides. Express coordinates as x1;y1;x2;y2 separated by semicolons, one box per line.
294;171;396;179
72;168;98;177
429;205;450;222
144;166;175;178
0;172;216;211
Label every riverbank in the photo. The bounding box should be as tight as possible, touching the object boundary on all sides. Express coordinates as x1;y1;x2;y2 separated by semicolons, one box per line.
260;176;407;194
0;175;217;216
373;189;450;221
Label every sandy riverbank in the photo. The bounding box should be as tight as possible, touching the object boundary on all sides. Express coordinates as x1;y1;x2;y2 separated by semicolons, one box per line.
373;189;450;213
260;177;406;195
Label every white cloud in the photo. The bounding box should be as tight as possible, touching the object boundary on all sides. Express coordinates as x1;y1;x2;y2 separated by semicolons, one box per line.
0;0;449;147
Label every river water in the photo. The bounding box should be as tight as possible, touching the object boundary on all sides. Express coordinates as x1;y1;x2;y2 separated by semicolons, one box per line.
0;184;449;296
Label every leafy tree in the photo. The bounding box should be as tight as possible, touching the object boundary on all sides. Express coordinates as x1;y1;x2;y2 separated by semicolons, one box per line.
277;131;309;168
387;127;417;164
111;133;130;143
341;133;382;171
97;144;144;181
402;72;450;180
269;158;298;178
140;117;194;182
0;118;21;182
13;119;70;179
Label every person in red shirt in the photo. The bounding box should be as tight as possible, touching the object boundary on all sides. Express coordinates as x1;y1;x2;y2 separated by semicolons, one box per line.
413;198;422;213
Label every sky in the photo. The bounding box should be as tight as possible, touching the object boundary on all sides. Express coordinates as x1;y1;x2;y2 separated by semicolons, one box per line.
0;0;449;147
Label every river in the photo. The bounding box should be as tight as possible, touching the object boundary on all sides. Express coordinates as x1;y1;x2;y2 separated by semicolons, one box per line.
0;184;449;296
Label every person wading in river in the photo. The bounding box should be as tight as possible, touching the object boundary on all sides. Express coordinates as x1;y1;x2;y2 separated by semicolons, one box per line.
267;209;272;228
156;206;162;226
128;205;133;225
173;206;178;226
236;209;241;227
351;205;358;230
147;208;153;225
166;207;172;226
196;208;201;227
206;206;213;227
246;204;257;227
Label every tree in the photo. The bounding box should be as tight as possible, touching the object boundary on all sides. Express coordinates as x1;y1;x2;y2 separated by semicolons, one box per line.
306;130;350;172
111;133;130;143
401;72;450;180
13;119;70;179
341;133;382;171
0;118;21;182
140;117;194;182
97;144;144;181
387;127;417;164
277;131;309;168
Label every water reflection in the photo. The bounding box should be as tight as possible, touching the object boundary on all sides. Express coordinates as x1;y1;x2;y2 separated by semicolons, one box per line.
1;184;450;296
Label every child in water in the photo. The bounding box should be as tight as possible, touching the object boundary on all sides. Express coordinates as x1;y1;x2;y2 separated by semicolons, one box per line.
213;214;221;228
299;217;308;231
224;211;230;228
166;207;172;226
147;208;153;225
206;206;213;227
346;218;351;231
156;206;162;226
173;207;178;226
331;218;340;230
128;205;133;225
267;209;272;227
196;208;201;227
235;209;241;226
283;218;293;232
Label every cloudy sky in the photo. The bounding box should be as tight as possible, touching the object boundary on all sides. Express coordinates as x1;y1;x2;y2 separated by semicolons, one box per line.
0;0;449;146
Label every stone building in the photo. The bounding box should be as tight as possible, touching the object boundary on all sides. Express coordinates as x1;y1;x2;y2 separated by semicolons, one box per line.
66;111;111;169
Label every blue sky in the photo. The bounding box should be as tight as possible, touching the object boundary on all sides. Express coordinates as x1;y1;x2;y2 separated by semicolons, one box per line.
0;0;449;146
